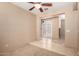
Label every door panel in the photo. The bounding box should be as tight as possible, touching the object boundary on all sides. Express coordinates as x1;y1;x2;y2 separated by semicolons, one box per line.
42;20;52;39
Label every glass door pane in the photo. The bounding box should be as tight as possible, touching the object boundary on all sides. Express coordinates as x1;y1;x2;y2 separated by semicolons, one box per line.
41;20;52;39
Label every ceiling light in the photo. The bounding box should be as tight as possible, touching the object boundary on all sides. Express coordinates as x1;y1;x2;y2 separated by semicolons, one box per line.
34;4;41;9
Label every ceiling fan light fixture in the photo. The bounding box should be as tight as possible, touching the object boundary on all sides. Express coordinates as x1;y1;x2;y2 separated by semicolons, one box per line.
34;4;41;9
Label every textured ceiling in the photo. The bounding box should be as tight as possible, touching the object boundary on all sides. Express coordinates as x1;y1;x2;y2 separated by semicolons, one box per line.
12;2;73;14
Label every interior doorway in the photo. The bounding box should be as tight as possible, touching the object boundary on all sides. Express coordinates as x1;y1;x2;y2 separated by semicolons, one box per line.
41;14;65;44
41;19;53;39
41;16;59;40
59;14;65;40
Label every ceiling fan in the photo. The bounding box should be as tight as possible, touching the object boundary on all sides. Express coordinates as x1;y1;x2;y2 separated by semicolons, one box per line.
28;2;52;12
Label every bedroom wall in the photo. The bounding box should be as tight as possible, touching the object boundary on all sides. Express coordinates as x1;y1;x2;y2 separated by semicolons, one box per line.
53;3;79;49
65;6;78;48
0;3;36;51
52;4;79;49
51;17;59;40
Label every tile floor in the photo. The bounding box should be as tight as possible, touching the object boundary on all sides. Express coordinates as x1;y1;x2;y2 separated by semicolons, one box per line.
0;38;78;56
30;38;78;56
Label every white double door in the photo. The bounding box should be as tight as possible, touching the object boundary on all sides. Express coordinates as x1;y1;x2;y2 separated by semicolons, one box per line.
42;20;52;39
41;18;59;39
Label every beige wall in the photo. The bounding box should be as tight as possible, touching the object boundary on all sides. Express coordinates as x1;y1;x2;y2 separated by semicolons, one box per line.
65;8;78;48
52;17;59;39
63;3;79;49
0;3;36;51
36;16;41;40
53;3;79;49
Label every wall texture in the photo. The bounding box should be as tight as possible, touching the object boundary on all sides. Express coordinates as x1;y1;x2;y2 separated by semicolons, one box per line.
0;3;36;51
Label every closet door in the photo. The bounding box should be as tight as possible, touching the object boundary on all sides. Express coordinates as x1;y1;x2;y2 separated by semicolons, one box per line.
52;17;59;40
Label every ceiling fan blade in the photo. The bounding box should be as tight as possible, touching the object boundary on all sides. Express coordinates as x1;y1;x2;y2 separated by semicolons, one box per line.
42;3;52;6
29;6;35;11
28;2;41;4
28;2;35;4
39;8;43;12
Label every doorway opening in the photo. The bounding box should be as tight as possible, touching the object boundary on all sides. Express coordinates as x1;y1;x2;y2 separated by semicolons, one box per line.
41;19;53;39
41;14;65;44
59;14;65;40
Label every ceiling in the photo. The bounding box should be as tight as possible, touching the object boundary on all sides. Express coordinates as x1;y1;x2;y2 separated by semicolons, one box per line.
12;2;73;14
